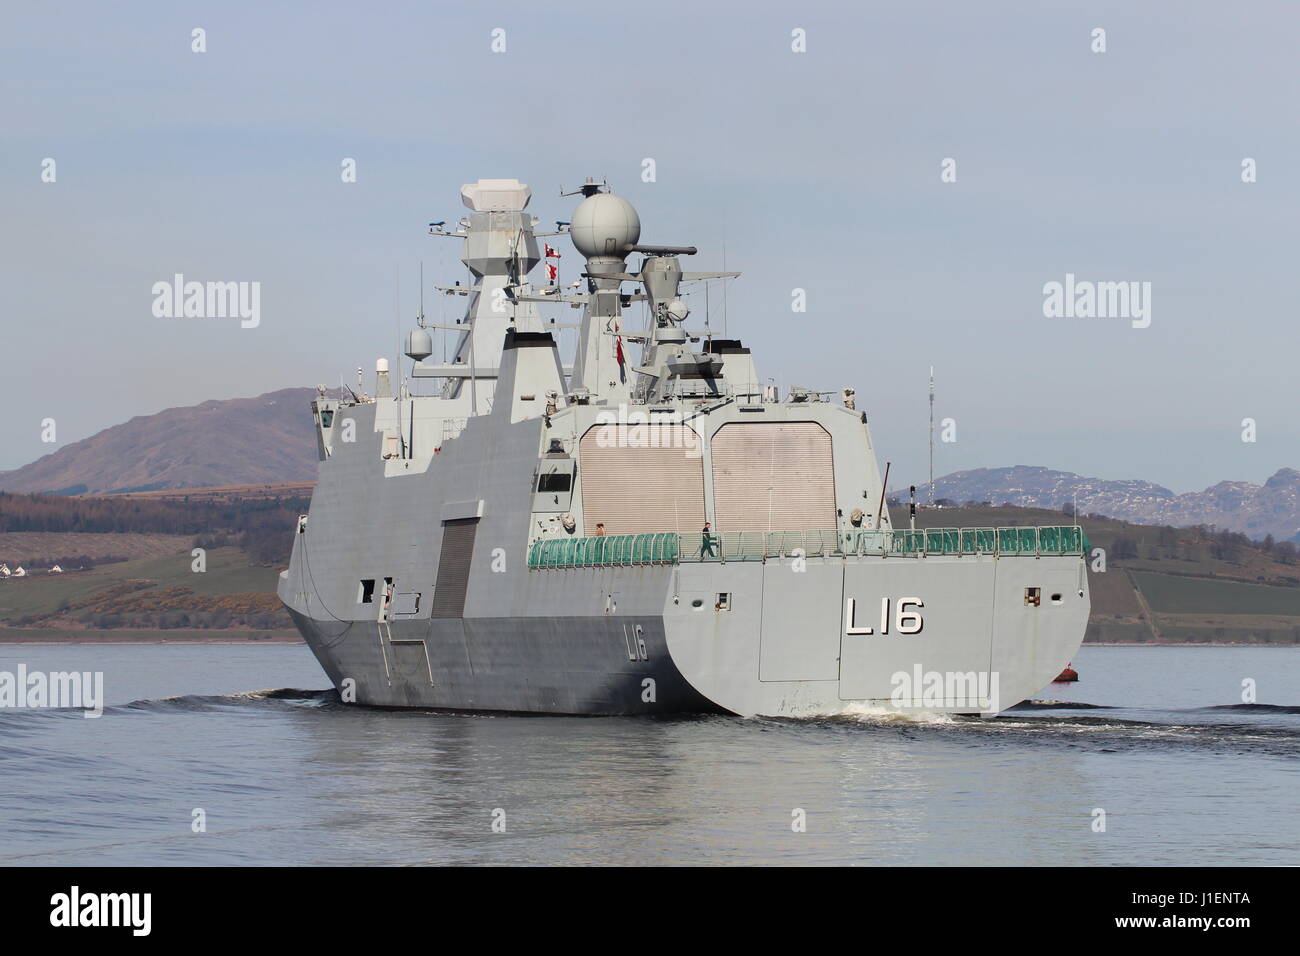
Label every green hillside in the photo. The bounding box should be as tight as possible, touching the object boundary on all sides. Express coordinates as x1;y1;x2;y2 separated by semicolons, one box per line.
0;546;292;634
1131;571;1300;616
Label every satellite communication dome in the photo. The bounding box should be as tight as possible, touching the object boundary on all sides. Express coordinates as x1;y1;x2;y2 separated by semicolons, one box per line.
570;193;641;259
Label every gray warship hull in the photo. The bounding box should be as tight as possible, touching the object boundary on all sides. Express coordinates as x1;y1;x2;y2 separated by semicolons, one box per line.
278;178;1089;717
286;609;722;714
279;387;1089;717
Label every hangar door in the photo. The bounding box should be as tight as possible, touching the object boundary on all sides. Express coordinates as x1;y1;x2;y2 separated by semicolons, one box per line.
579;424;705;534
711;422;836;532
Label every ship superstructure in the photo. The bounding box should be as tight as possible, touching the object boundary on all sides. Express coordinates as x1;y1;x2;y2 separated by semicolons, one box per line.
278;178;1089;715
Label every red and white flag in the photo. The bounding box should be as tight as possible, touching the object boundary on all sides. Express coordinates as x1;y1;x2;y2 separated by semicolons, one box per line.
544;244;560;282
613;319;626;383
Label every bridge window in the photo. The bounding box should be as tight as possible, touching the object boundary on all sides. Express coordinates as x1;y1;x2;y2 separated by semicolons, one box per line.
537;472;572;493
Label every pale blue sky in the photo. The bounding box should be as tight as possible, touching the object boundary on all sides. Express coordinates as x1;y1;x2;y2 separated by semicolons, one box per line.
3;1;1296;491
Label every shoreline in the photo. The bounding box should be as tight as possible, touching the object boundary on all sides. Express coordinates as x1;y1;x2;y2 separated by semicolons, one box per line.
1084;641;1298;647
0;638;1291;648
0;640;304;645
0;629;303;645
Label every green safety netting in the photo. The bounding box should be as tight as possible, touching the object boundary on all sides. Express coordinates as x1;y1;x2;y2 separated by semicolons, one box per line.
961;528;998;553
528;526;1087;567
527;533;680;568
846;526;1085;557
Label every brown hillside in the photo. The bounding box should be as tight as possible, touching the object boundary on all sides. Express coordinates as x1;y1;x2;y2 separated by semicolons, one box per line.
0;389;325;495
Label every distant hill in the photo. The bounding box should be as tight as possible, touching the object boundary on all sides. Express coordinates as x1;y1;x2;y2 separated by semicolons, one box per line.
896;465;1300;543
0;389;325;495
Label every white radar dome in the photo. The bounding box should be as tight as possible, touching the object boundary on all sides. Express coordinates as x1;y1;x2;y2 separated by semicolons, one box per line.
570;194;641;259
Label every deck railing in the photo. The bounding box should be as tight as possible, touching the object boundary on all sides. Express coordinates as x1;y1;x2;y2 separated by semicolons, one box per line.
527;526;1086;569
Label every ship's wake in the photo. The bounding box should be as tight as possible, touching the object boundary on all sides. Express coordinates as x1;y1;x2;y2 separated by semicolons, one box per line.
3;689;1297;758
0;688;338;726
1195;702;1300;715
783;699;1300;757
117;687;338;715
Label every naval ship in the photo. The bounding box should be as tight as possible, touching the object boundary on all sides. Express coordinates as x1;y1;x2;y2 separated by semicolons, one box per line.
278;178;1090;716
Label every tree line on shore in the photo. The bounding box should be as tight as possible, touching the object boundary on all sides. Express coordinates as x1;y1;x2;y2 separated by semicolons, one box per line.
0;492;309;565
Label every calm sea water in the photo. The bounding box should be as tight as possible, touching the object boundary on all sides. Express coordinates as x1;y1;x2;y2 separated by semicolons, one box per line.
0;644;1295;866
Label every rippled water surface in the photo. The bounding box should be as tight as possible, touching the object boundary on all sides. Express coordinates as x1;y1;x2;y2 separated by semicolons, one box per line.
0;644;1295;865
